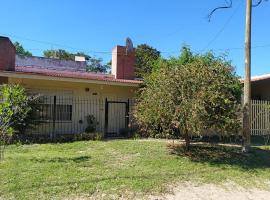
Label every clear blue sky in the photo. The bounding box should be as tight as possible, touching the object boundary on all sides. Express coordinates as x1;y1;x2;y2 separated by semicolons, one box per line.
0;0;269;77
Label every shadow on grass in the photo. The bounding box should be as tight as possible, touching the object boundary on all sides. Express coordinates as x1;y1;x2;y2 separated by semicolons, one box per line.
30;156;91;163
168;143;270;169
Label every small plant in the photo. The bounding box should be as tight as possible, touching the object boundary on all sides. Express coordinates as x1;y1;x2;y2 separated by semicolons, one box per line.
94;132;104;141
85;114;98;133
75;132;104;141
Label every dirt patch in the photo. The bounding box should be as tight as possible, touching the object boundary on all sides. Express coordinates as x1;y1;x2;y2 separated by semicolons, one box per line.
149;182;270;200
66;182;270;200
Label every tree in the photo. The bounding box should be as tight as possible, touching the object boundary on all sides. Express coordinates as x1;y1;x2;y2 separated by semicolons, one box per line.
86;57;110;73
43;49;74;60
208;0;267;152
13;42;32;56
134;47;242;150
0;85;40;134
0;85;39;160
43;49;110;73
135;44;161;78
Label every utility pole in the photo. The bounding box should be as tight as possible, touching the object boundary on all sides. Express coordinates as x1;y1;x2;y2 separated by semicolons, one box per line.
242;0;252;152
208;0;266;152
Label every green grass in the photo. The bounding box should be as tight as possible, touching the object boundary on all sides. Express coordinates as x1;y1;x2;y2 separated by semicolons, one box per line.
0;139;270;199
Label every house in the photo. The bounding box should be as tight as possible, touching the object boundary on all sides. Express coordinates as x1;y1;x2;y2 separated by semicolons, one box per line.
0;36;142;137
251;74;270;101
245;74;270;136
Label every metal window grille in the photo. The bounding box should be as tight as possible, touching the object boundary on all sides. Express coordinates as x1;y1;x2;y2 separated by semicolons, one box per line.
26;95;136;138
39;104;72;121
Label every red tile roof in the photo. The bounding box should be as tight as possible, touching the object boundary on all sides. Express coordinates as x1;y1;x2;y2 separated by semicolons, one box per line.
13;66;270;84
15;66;142;85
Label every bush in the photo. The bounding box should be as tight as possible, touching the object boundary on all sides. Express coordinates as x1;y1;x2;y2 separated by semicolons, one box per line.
85;115;98;133
134;48;242;149
10;132;105;144
0;84;39;160
0;84;40;134
75;132;104;141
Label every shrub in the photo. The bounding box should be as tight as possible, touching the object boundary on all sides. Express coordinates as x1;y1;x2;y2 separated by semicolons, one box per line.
134;48;242;149
0;84;39;160
0;84;40;134
85;114;98;133
75;132;104;141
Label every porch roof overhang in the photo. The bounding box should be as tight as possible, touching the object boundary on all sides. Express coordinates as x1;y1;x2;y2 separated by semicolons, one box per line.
250;74;270;82
240;74;270;83
0;70;142;87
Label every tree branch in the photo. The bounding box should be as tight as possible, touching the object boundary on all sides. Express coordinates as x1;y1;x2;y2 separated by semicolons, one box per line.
208;0;233;22
252;0;263;7
252;0;269;7
208;0;267;22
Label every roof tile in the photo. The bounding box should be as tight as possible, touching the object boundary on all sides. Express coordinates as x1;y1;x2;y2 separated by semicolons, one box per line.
15;66;142;85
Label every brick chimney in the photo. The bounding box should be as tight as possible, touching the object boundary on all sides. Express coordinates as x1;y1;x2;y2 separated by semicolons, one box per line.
111;45;135;80
0;36;15;71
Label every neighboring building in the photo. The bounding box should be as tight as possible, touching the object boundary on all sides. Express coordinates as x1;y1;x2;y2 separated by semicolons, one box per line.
245;74;270;136
251;74;270;101
0;36;142;137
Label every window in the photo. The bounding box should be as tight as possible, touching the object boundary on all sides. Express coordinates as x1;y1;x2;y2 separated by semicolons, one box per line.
39;104;72;121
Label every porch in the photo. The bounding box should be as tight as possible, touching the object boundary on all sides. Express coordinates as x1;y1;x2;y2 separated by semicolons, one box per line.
29;95;136;138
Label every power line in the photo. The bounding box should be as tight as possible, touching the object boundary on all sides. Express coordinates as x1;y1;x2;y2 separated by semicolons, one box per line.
202;0;243;51
2;31;270;57
203;43;270;52
16;44;270;56
0;32;113;55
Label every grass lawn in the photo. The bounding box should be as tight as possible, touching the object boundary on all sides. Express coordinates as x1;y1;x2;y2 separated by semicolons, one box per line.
0;139;270;199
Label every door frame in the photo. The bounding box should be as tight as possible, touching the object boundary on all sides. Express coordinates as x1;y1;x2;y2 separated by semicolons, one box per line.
104;98;130;136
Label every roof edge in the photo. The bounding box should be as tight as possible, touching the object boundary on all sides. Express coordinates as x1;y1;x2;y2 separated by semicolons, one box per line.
0;71;142;87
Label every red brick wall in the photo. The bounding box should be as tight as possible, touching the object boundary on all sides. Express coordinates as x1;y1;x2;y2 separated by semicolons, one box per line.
0;37;15;71
112;45;135;80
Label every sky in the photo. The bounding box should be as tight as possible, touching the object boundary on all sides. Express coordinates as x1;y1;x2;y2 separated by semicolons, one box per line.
0;0;269;77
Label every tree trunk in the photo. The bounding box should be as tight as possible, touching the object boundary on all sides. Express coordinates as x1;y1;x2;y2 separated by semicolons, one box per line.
242;0;252;153
0;143;4;161
184;131;190;151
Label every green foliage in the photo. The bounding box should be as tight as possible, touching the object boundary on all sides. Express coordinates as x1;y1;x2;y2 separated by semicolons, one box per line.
0;84;39;160
86;57;110;73
134;47;242;148
13;42;32;56
43;49;75;60
85;114;98;133
135;44;161;78
75;132;104;141
0;84;40;135
43;49;110;73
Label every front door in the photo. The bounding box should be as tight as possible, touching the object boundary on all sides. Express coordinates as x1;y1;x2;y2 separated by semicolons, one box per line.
105;98;129;137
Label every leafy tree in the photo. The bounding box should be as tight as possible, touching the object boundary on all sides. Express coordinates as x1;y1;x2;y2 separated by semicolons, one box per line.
43;49;74;60
134;47;242;150
43;49;110;73
135;44;161;78
0;85;40;135
86;57;110;73
13;42;32;56
0;85;40;160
